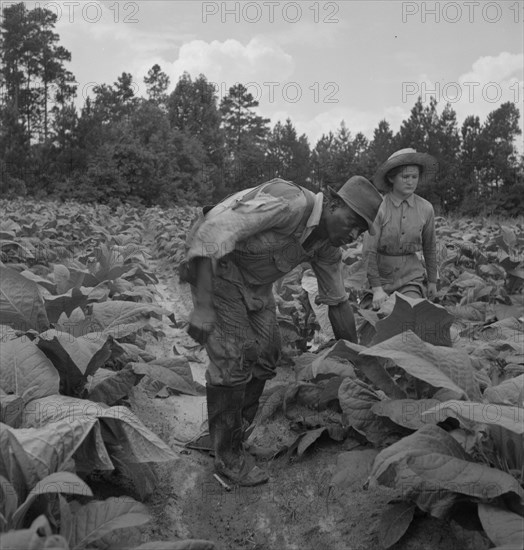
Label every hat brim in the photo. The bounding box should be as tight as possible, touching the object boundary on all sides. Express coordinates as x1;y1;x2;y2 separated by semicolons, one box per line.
373;152;438;192
328;186;377;236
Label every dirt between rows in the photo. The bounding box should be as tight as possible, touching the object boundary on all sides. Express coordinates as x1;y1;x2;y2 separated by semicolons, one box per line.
122;257;487;550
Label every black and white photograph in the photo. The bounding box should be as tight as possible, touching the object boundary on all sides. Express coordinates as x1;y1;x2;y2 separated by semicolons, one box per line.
1;1;523;549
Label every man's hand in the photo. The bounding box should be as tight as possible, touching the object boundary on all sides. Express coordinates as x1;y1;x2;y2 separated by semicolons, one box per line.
372;287;389;310
187;306;216;344
427;282;437;300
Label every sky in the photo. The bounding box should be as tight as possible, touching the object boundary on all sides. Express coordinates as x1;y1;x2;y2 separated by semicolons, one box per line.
15;0;524;151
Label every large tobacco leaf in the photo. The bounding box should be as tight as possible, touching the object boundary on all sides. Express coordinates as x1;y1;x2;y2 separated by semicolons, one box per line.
0;338;59;401
55;307;99;339
477;503;524;549
362;331;481;400
3;417;97;489
0;266;49;332
484;374;524;406
368;424;469;517
310;340;355;379
377;501;416;549
42;287;90;324
86;367;138;405
36;329;112;396
72;421;114;474
0;514;69;549
319;340;406;399
22;395;177;465
423;399;524;470
338;378;407;445
371;399;441;430
422;400;524;435
19;270;56;293
54;263;87;294
407;452;524;501
12;472;92;528
63;497;150;550
0;393;23;428
372;293;454;347
131;362;198;396
88;301;167;338
369;424;524;518
0;426;40;502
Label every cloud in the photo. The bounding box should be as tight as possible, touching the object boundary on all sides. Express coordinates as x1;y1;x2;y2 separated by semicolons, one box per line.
460;52;523;85
457;53;523;139
170;37;295;89
404;52;523;151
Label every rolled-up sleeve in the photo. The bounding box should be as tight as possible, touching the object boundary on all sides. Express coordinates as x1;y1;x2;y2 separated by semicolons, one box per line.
311;245;348;305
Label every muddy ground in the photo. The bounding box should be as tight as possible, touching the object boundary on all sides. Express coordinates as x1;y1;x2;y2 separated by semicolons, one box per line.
116;250;490;550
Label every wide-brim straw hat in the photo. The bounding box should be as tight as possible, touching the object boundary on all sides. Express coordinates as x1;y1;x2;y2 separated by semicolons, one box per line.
373;148;438;192
328;175;382;236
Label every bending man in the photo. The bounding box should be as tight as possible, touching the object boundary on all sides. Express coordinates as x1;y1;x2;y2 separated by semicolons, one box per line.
182;176;382;486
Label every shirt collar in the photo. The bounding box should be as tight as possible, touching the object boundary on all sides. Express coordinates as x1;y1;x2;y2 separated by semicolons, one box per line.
308;192;324;227
300;192;324;243
389;193;415;207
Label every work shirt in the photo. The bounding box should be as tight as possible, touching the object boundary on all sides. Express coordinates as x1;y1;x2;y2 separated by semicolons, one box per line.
185;178;348;305
364;192;437;292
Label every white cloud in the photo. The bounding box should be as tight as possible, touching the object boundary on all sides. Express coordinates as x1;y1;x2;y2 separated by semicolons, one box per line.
460;52;523;85
169;37;295;89
408;53;523;152
456;53;523;145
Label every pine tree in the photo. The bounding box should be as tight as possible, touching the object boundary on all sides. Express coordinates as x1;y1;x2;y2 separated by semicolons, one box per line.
219;83;270;192
144;64;170;105
369;119;394;168
266;118;311;186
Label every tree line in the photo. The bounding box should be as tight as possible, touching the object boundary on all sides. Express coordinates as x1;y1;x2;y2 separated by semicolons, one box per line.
1;2;522;215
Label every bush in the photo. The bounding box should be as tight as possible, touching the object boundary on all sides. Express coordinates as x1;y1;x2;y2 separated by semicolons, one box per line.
0;174;27;198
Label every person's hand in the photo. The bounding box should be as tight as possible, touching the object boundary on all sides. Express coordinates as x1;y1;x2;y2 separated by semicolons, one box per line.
187;306;216;344
372;288;389;310
427;282;437;300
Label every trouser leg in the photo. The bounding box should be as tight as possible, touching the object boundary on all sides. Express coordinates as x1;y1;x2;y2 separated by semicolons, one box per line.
240;285;280;436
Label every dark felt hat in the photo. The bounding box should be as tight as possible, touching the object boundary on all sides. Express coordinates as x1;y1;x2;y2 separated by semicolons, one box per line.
328;175;382;236
373;148;438;191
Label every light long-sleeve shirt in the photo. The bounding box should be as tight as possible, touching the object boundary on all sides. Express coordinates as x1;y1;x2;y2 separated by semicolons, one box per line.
364;192;437;291
185;178;349;305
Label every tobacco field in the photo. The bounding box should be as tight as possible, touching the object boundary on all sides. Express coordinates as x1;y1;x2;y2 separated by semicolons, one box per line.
0;198;523;550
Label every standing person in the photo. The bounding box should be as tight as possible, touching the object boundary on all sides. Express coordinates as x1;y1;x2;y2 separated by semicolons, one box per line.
182;176;382;486
365;148;438;310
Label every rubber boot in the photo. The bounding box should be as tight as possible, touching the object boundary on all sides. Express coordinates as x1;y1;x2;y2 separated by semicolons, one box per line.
206;384;269;486
184;378;266;453
242;377;266;439
242;378;276;459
